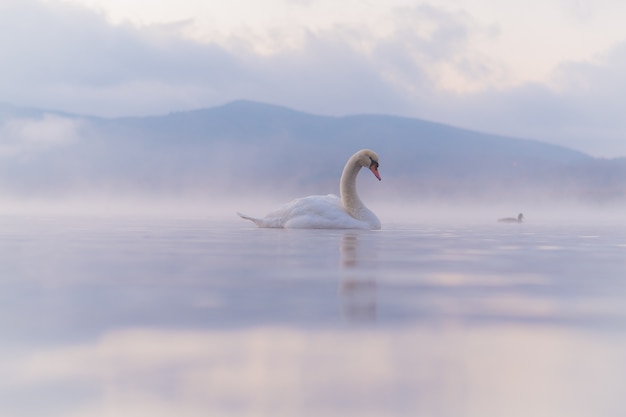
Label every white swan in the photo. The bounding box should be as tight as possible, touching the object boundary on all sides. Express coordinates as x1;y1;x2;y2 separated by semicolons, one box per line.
498;213;524;223
238;149;382;229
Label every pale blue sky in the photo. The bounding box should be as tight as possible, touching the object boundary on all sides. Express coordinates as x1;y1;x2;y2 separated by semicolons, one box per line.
3;0;626;156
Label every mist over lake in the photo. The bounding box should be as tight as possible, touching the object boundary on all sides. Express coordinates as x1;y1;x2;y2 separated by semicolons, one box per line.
1;100;625;208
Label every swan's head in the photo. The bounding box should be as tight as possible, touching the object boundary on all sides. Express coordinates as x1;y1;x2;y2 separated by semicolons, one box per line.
357;149;381;181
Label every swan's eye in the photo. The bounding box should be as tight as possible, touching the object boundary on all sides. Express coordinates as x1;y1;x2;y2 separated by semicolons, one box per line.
369;157;379;168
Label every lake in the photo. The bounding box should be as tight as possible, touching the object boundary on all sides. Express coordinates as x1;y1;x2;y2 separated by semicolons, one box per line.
1;214;626;417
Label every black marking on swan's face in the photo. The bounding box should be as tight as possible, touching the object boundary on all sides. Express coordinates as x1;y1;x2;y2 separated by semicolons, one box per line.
367;154;381;181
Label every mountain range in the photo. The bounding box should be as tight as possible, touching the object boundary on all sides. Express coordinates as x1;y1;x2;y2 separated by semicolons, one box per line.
1;100;624;205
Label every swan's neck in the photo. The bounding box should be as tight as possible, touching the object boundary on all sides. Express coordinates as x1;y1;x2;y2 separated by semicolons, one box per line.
340;156;364;215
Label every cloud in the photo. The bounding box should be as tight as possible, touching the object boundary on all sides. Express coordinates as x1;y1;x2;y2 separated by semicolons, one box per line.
0;0;480;117
422;41;626;156
0;114;84;157
0;0;248;114
2;0;626;156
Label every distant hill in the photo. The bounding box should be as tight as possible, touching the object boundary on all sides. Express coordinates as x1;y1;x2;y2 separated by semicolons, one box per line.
0;100;624;204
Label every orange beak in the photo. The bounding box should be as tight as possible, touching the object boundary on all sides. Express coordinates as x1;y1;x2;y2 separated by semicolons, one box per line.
370;165;381;181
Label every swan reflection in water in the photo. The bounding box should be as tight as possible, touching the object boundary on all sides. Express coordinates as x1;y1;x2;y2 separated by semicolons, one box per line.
339;233;378;322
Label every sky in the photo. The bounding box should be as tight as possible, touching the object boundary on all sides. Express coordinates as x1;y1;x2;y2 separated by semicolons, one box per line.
2;0;626;157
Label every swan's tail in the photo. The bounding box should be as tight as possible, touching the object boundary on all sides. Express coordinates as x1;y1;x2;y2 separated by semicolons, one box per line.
237;212;264;227
237;212;284;228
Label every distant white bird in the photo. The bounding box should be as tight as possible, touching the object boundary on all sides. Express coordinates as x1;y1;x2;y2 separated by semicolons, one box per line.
498;213;524;223
238;149;382;229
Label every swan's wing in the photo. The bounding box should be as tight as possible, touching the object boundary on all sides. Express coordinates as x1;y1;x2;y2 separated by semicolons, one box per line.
283;195;371;229
239;194;373;229
237;196;339;228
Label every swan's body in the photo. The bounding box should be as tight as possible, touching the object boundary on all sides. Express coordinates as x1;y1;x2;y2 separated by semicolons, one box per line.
238;149;381;229
498;213;524;223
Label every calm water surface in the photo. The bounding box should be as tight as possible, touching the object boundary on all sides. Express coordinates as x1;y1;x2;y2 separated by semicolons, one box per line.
1;215;626;417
